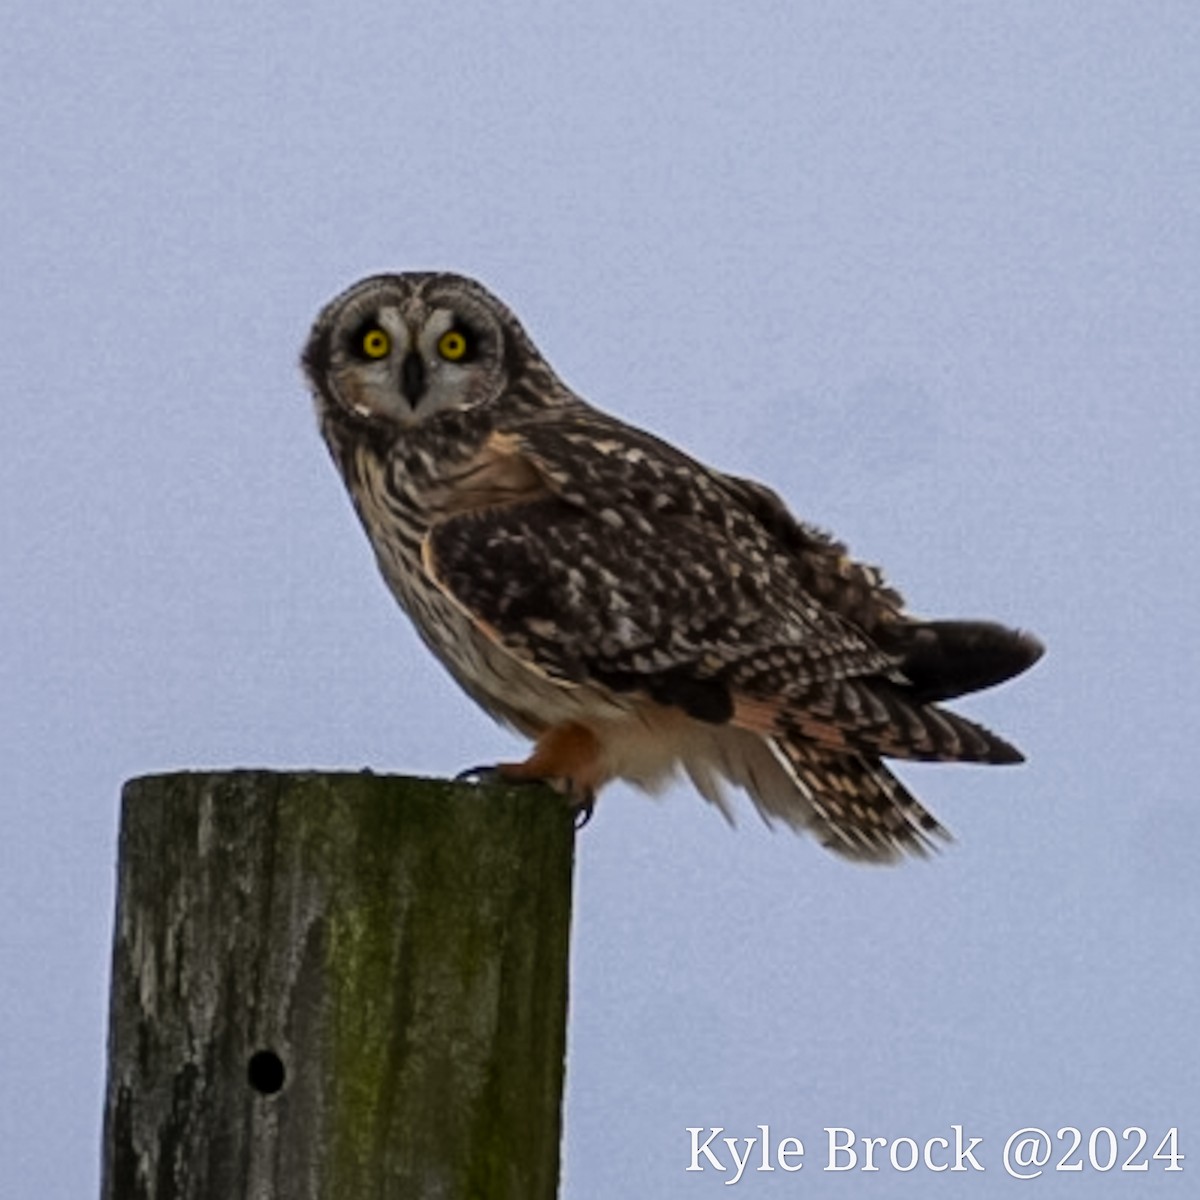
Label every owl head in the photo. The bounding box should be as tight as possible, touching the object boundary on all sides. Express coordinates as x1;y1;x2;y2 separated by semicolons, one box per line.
303;272;543;428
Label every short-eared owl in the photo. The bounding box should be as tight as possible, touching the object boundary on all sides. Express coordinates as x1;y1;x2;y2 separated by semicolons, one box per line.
303;272;1042;862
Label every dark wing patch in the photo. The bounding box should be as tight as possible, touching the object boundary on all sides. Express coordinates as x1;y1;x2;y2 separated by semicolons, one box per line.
589;665;734;724
876;619;1046;703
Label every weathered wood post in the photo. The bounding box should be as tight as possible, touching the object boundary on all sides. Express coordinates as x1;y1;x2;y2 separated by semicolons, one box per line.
101;771;575;1200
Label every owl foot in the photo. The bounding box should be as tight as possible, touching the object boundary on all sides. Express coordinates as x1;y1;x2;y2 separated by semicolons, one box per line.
456;722;606;828
455;764;506;786
455;763;594;826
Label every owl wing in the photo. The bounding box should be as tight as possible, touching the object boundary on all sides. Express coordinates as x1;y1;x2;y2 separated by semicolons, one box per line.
713;472;906;637
422;406;1020;765
715;471;1044;703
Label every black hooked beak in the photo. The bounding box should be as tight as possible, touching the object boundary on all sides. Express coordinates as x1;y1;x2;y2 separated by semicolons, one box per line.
400;350;427;404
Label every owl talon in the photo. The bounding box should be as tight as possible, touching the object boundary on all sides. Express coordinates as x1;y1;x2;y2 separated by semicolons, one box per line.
456;763;594;828
571;791;596;830
455;764;504;786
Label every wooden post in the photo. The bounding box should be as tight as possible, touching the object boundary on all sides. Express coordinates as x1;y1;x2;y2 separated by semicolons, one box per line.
101;771;575;1200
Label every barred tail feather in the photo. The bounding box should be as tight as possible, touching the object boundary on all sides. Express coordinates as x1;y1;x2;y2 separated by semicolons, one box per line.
735;679;1026;765
769;737;951;863
840;685;1026;764
679;725;950;864
681;724;818;834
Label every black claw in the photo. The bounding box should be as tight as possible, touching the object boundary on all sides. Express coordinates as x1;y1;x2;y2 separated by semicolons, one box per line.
455;764;503;785
571;793;596;830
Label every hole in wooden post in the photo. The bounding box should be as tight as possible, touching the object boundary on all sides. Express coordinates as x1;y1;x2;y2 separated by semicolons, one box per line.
247;1049;286;1095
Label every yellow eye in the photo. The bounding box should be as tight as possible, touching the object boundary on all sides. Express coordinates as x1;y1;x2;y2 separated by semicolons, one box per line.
437;329;469;361
361;328;390;359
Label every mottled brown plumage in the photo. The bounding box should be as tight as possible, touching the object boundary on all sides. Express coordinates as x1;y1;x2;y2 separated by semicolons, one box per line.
303;271;1043;862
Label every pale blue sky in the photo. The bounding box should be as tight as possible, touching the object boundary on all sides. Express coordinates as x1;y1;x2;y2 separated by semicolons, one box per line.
2;4;1197;1196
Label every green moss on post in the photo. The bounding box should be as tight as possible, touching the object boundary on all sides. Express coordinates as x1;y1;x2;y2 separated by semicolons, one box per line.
101;771;575;1200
